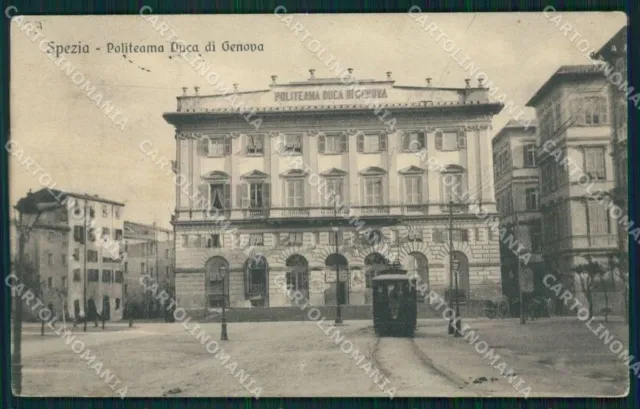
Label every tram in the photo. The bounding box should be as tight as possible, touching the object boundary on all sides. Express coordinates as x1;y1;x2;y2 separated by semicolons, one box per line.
371;264;417;337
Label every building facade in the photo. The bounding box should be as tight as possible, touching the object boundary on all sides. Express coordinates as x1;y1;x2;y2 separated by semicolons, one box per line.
163;71;504;312
492;120;544;306
526;65;622;313
16;189;126;321
593;27;628;260
123;221;175;307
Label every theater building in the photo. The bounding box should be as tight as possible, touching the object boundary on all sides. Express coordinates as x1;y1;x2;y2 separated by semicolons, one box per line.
163;70;504;312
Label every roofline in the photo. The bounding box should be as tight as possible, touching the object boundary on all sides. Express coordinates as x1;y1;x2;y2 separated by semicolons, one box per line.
124;220;172;234
163;102;504;125
31;188;125;207
492;122;537;145
593;26;627;60
526;67;604;107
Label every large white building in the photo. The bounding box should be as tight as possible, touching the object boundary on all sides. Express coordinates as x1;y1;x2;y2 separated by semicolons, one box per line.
163;71;504;313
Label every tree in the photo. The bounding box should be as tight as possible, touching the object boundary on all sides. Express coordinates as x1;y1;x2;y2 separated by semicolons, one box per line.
571;255;605;320
609;251;629;324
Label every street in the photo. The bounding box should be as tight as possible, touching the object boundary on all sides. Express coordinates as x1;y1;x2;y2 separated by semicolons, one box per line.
17;317;629;397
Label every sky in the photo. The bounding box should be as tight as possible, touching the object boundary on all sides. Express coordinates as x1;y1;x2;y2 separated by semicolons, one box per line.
9;12;627;229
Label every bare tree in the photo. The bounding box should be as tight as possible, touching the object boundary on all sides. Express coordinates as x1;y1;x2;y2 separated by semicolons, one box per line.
571;255;605;320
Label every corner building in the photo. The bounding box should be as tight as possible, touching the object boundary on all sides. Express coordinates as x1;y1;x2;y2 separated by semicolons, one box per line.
163;72;503;313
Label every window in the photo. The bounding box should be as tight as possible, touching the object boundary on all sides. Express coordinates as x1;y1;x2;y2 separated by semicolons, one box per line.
407;229;423;242
166;266;169;276
61;276;67;288
281;232;304;246
150;267;154;277
319;134;348;154
246;134;264;155
523;144;536;167
141;262;145;273
88;269;99;282
525;188;539;210
165;249;169;259
115;298;121;310
328;231;343;246
48;253;53;266
531;221;542;252
583;96;608;125
73;248;80;261
323;178;344;205
61;254;66;266
48;232;54;242
73;269;82;282
588;201;610;235
357;133;387;153
102;205;108;217
585;147;606;180
88;227;96;242
47;277;52;288
102;270;112;283
452;229;469;242
114;207;121;219
124;262;128;272
241;182;271;209
435;130;461;151
89;206;95;218
182;235;189;247
283;134;302;154
443;172;463;203
249;233;264;246
286;179;304;207
364;178;383;205
115;229;123;240
73;226;85;244
207;234;222;248
403;131;426;151
405;176;421;205
102;228;111;239
553;99;562;129
208;137;230;156
457;130;467;148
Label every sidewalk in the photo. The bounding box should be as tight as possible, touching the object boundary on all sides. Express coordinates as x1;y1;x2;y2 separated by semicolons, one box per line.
413;317;629;397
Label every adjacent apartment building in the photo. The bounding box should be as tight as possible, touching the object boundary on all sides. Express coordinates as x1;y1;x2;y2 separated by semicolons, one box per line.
492;119;544;304
13;188;126;320
123;221;175;306
593;27;628;259
526;65;622;313
162;70;504;312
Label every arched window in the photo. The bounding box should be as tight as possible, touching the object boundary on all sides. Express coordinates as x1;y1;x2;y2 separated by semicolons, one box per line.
245;256;268;306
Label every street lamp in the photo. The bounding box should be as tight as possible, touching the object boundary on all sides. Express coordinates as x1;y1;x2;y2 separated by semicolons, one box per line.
332;226;343;325
13;192;43;395
218;265;229;341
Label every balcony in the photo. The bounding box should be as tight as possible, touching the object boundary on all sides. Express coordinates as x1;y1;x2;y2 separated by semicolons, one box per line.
359;205;391;215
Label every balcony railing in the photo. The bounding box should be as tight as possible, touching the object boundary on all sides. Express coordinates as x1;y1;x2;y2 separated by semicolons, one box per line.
282;208;310;217
174;203;505;222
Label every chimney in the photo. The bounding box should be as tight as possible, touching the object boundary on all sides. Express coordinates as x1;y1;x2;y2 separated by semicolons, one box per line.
271;75;277;84
309;69;316;79
386;71;392;80
347;68;354;78
465;78;471;88
182;87;188;96
426;78;432;87
478;77;485;88
194;86;199;96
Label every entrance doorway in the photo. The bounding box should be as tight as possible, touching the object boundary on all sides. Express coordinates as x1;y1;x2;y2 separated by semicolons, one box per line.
286;255;309;305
